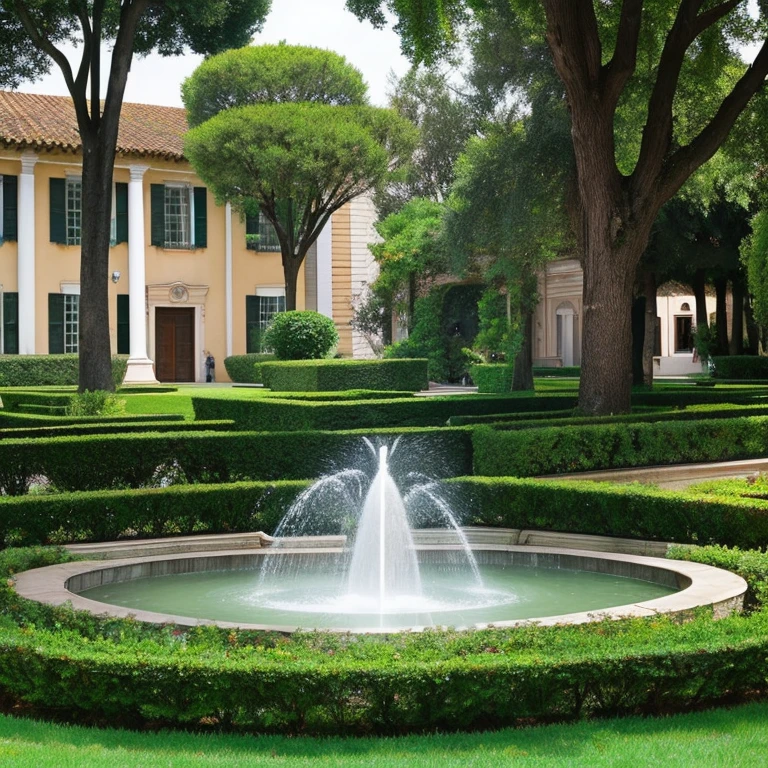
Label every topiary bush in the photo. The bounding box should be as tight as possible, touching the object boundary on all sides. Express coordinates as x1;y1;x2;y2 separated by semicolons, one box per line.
264;311;339;360
470;364;514;393
66;390;126;417
223;353;277;383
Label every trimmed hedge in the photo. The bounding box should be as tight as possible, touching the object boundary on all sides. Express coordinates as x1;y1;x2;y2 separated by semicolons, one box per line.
6;472;768;549
450;402;768;428
450;476;768;549
0;355;127;387
711;356;768;380
0;427;473;495
0;419;234;441
223;353;276;384
0;481;309;545
0;411;185;428
472;415;768;477
0;547;767;733
192;393;578;431
533;366;581;377
260;358;429;392
470;364;514;393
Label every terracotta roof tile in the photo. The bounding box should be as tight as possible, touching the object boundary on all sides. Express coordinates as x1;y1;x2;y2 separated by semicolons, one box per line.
0;91;187;160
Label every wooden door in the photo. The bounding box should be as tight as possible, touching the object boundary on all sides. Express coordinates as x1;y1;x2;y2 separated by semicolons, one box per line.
155;307;195;382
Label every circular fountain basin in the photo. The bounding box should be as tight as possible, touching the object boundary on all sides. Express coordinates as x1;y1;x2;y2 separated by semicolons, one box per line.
14;534;747;633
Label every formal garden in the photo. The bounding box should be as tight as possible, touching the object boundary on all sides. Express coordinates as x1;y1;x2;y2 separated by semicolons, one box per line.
0;351;768;765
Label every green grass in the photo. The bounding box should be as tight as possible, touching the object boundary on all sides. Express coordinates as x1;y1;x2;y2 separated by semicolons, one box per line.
1;703;766;767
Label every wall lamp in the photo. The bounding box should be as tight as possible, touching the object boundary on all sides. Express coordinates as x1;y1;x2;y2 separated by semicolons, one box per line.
111;271;121;284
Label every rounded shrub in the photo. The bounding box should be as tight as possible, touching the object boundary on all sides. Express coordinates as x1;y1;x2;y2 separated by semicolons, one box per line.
264;311;339;360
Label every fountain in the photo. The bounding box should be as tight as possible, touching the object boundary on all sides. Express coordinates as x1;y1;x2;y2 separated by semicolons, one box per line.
53;438;703;632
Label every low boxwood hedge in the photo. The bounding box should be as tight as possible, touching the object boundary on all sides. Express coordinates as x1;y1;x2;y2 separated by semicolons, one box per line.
711;355;768;380
472;415;768;477
0;546;766;734
192;393;578;431
0;419;234;441
260;358;429;392
0;355;127;387
0;427;473;495
0;411;185;429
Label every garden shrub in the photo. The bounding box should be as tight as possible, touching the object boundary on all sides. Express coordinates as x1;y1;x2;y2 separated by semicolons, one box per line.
710;355;768;379
533;366;580;377
0;411;185;429
0;542;767;733
192;393;578;431
0;427;473;495
223;353;276;383
472;415;768;477
0;355;127;387
260;359;429;392
264;311;338;360
470;364;514;393
0;419;233;440
66;390;126;417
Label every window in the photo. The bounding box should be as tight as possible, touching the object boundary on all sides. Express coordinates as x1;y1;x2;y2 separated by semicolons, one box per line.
48;291;79;354
151;184;207;249
246;212;281;252
64;295;79;353
246;292;286;352
675;315;693;353
164;184;192;248
1;292;19;354
66;177;82;245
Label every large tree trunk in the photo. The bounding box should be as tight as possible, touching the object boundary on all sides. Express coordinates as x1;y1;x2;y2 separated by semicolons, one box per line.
745;292;759;355
642;270;657;387
714;277;729;355
729;275;745;356
692;268;709;330
282;255;301;311
78;139;116;392
512;306;534;391
579;244;638;414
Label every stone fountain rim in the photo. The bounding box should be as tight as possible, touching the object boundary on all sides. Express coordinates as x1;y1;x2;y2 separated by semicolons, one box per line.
13;530;747;634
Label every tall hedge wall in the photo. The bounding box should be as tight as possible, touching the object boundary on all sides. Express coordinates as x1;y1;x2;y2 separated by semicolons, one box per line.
192;393;578;431
260;358;429;392
472;415;768;477
0;427;473;495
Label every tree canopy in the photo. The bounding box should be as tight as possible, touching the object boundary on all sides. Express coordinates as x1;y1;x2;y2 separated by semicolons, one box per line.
182;42;368;128
349;0;768;414
184;80;417;309
0;0;270;391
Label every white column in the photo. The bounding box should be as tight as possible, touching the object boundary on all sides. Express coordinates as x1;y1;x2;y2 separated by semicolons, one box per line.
123;164;158;384
17;152;38;354
225;202;233;357
316;216;333;319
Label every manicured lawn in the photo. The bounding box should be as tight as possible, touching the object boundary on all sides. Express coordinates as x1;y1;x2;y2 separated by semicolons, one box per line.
1;703;766;767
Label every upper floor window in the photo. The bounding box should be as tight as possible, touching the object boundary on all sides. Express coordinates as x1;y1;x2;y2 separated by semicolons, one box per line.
50;178;127;246
151;183;207;249
0;174;18;244
66;177;82;246
246;211;281;252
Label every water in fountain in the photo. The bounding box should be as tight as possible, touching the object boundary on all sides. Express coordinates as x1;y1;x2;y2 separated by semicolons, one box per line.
256;437;484;615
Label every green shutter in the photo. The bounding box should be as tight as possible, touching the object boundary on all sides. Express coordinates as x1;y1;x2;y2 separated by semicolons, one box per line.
49;178;66;244
117;294;130;354
3;175;18;242
48;293;65;353
246;295;261;353
115;183;129;244
193;186;207;248
2;292;18;354
150;184;165;247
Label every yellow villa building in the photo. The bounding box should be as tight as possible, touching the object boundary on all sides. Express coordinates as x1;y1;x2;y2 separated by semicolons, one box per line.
0;91;380;383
